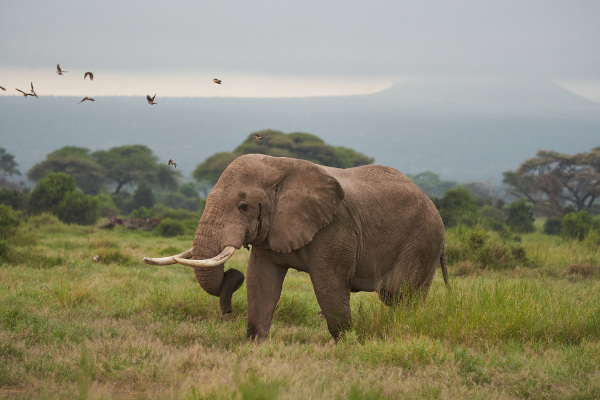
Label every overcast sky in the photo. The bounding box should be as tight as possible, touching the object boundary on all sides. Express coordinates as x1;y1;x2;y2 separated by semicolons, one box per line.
1;0;600;99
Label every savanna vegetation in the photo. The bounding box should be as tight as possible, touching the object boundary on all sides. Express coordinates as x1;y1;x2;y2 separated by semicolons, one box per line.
1;143;599;399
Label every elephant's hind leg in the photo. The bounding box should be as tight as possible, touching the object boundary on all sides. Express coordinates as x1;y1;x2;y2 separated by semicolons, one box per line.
377;251;437;307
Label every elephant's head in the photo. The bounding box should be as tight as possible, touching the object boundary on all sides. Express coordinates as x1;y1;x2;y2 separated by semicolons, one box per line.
143;154;345;314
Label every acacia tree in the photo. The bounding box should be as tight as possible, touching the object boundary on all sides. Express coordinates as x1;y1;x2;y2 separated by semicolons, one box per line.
194;130;374;185
27;146;105;195
93;145;179;194
503;148;600;216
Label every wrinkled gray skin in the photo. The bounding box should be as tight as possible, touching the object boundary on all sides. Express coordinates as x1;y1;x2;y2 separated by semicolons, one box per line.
180;154;446;341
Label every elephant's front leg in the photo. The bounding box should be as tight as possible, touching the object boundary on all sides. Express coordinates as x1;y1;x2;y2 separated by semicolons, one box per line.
246;251;288;341
310;270;352;340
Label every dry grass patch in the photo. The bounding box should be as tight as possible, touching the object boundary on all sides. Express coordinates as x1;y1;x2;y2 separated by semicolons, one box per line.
564;263;600;280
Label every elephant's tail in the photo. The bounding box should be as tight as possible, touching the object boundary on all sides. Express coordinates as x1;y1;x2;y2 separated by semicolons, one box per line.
440;247;449;287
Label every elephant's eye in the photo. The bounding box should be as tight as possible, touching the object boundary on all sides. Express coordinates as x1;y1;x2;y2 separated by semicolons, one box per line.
238;203;249;212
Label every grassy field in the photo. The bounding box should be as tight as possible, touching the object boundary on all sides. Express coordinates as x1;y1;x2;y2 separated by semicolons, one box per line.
1;214;599;399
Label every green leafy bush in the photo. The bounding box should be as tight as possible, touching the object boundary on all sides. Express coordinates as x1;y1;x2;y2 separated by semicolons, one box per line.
55;191;100;225
155;218;185;237
561;211;593;240
504;199;535;233
435;187;479;228
543;217;562;235
446;225;536;271
27;172;76;215
94;194;119;217
0;204;20;240
129;206;154;219
0;189;27;211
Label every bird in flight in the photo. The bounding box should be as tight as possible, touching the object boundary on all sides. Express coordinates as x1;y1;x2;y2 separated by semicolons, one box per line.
0;86;6;91
253;133;263;140
30;82;38;98
84;72;94;81
56;64;68;75
213;78;222;84
16;88;35;97
168;159;177;168
79;97;95;103
147;94;157;105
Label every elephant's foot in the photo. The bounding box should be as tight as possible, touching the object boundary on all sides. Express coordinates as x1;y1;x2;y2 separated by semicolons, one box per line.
219;268;245;314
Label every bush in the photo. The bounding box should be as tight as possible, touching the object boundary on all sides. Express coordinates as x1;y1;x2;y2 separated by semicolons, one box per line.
55;191;100;225
28;172;76;215
504;199;535;233
0;189;27;211
435;187;480;228
129;206;154;219
155;218;185;237
445;225;536;271
543;217;562;235
0;204;21;240
94;194;119;217
561;211;593;241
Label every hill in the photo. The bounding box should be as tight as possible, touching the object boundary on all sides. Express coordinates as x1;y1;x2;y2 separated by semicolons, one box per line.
2;76;599;184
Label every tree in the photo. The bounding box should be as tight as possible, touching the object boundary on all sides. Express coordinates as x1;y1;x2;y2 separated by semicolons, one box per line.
0;147;21;177
194;130;374;185
93;145;178;194
27;146;105;195
503;148;600;216
28;172;77;215
406;171;457;198
55;191;100;225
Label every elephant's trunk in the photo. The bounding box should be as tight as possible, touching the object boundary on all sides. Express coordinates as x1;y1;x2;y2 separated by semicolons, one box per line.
188;212;245;314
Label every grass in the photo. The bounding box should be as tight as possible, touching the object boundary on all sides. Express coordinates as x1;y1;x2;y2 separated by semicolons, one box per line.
0;218;599;399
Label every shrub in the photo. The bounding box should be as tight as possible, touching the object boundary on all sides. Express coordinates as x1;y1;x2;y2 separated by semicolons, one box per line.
561;211;593;240
504;199;535;233
94;194;119;217
155;218;185;237
28;172;76;215
543;217;562;235
0;204;20;240
435;187;479;228
131;182;155;210
0;189;27;211
55;191;100;225
129;206;154;219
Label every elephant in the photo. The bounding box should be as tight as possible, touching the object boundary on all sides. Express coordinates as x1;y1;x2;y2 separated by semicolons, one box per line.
143;154;448;341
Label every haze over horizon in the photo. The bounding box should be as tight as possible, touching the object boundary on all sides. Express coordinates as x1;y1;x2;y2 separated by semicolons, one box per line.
1;1;599;100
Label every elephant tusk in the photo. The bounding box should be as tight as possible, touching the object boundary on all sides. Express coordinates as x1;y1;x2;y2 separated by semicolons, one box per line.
143;248;193;265
172;246;236;267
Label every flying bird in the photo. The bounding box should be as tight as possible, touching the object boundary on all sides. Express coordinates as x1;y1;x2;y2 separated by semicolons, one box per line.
15;88;35;97
79;97;95;103
213;78;222;84
147;94;157;105
168;159;177;168
84;72;94;81
253;133;263;140
0;86;6;91
56;64;68;75
30;82;38;98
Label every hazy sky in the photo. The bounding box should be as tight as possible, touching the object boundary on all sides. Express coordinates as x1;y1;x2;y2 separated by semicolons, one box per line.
1;0;600;99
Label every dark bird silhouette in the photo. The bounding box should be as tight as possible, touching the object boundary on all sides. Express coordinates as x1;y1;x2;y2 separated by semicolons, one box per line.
56;64;68;75
253;133;263;140
84;72;94;81
79;97;95;103
15;88;35;97
30;82;38;98
147;94;157;105
213;78;222;84
168;159;177;168
0;86;6;91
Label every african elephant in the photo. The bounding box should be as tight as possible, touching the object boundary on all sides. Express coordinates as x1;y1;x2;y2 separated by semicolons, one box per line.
144;154;448;341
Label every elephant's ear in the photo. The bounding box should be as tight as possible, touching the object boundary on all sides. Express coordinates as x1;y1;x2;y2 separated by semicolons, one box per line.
266;157;345;253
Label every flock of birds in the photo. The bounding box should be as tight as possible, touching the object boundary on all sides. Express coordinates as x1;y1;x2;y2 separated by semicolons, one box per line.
1;64;263;172
1;64;226;106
